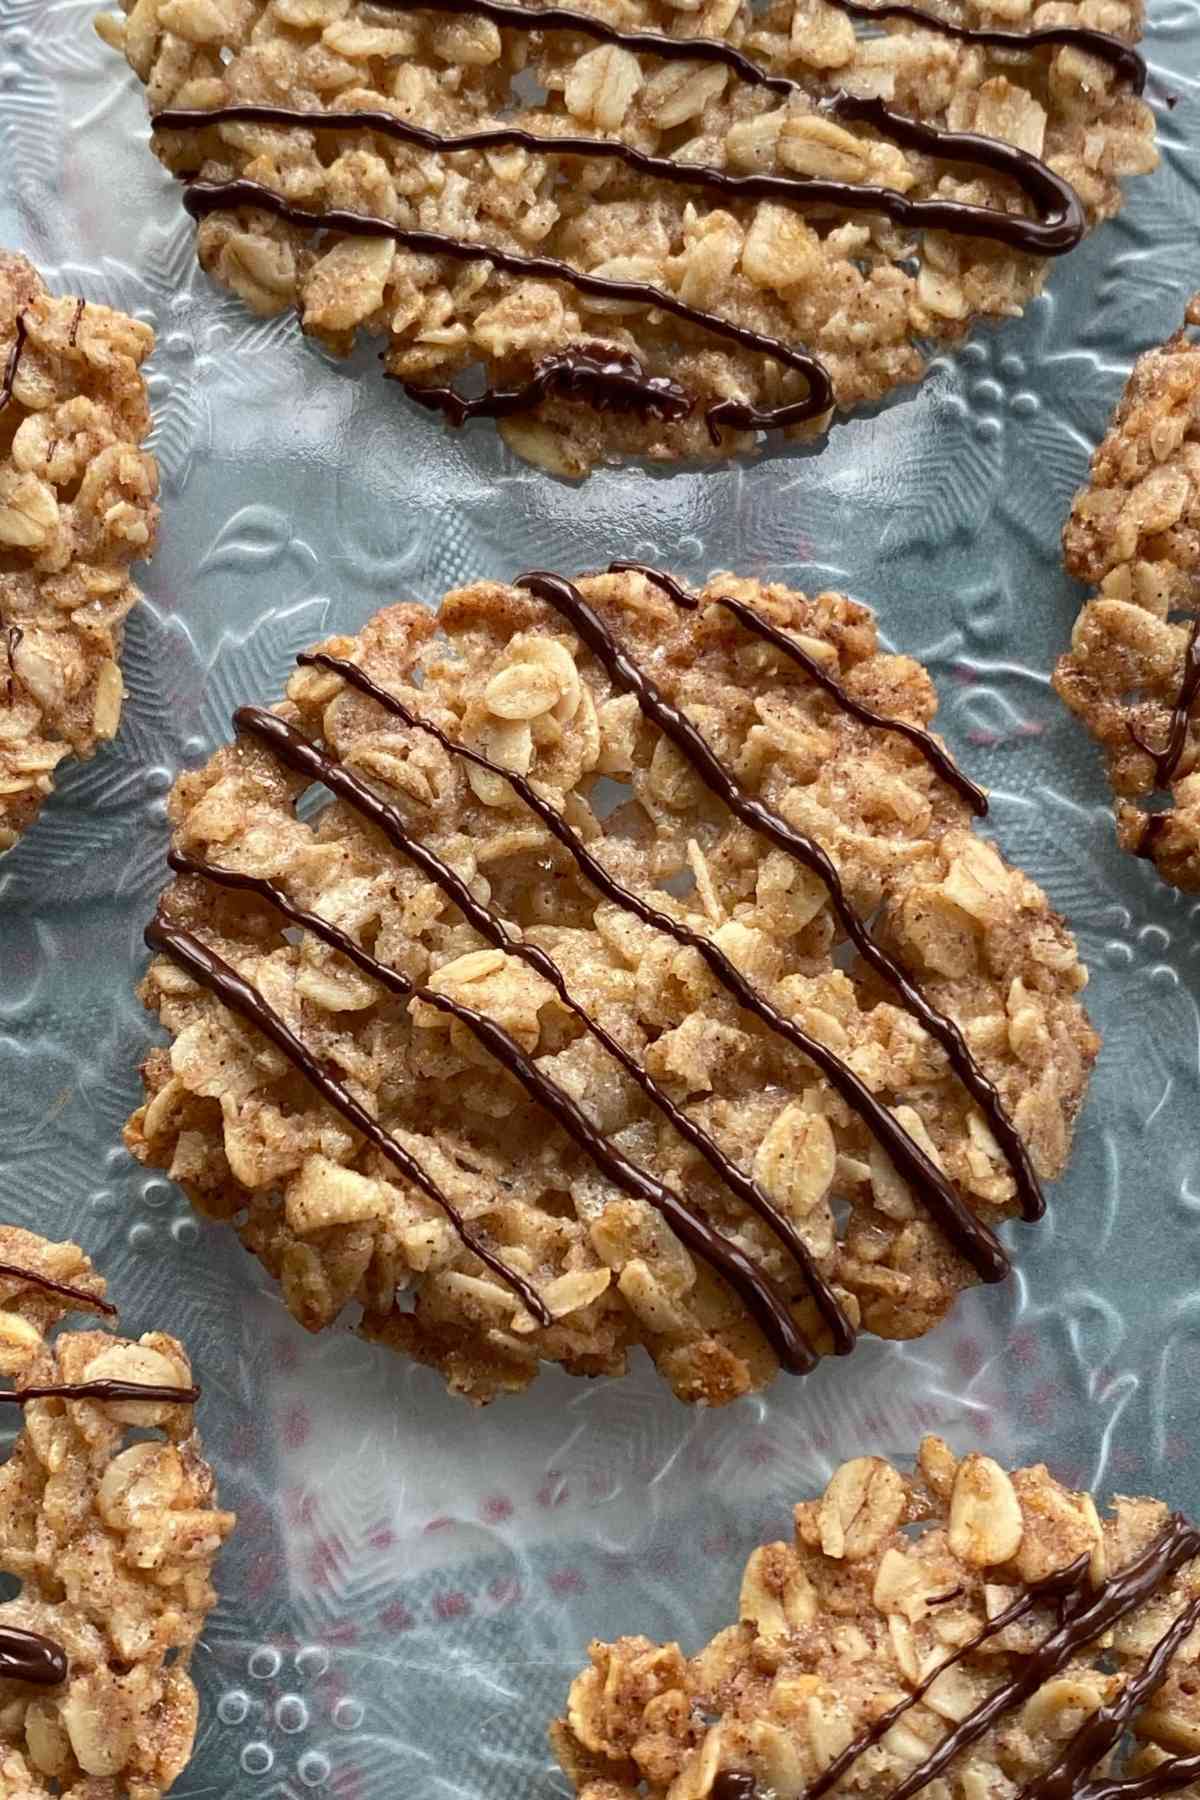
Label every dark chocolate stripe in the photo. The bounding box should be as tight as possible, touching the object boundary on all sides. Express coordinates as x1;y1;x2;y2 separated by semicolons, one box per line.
724;1514;1200;1799
1129;620;1200;785
0;1378;198;1404
180;178;832;437
145;916;551;1328
1017;1589;1200;1800
518;570;1044;1226
0;1626;67;1686
881;1513;1200;1800
300;645;1010;1314
346;0;1144;96
170;842;827;1360
1082;1754;1200;1800
225;707;812;1369
610;562;988;813
824;93;1082;256
826;0;1145;92
397;343;692;428
158;96;1083;255
0;1258;116;1317
0;313;28;413
68;297;85;348
719;1516;1200;1800
803;1551;1092;1799
164;846;812;1371
298;649;857;1347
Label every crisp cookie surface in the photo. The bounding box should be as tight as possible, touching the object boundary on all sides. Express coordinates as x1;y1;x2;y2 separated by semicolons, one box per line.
553;1437;1200;1800
127;568;1097;1405
96;0;1154;476
0;1225;235;1800
0;253;159;854
1054;297;1200;893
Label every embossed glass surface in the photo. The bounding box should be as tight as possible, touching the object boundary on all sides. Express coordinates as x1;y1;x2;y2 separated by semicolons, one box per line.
2;6;1200;1796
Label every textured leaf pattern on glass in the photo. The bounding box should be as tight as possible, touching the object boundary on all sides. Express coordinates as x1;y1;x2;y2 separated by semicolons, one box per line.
0;4;1199;1797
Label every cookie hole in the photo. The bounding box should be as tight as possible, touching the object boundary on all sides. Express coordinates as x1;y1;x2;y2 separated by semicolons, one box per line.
899;1517;940;1542
589;776;633;821
296;785;333;825
661;866;696;900
508;65;549;110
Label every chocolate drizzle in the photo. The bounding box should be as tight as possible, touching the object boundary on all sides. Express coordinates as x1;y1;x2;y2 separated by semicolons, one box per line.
237;708;822;1364
1017;1587;1200;1799
180;176;832;437
145;914;553;1331
144;556;1064;1363
0;1626;68;1686
518;570;1043;1226
68;297;85;349
1129;619;1200;786
156;0;1145;438
297;645;1004;1306
803;1552;1092;1799
346;0;1144;99
400;342;692;429
610;562;988;814
159;92;1084;257
161;844;810;1371
0;1258;116;1318
714;1513;1200;1800
882;1513;1200;1800
0;313;28;413
826;0;1146;92
0;1378;199;1404
299;653;864;1340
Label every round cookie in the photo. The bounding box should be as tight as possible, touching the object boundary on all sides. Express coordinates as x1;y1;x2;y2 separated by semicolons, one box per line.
553;1437;1200;1800
1054;297;1200;893
128;566;1097;1404
97;0;1154;475
0;1225;235;1799
0;253;159;854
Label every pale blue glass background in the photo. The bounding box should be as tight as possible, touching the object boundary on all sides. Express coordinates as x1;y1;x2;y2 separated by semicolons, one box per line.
1;5;1199;1793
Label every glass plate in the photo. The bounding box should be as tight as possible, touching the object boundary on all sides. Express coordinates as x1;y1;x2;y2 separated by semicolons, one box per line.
2;5;1200;1795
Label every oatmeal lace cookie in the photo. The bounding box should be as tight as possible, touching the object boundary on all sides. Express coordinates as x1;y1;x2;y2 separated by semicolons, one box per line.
553;1437;1200;1800
96;0;1154;476
1054;296;1200;893
0;1224;235;1799
126;567;1097;1404
0;253;159;854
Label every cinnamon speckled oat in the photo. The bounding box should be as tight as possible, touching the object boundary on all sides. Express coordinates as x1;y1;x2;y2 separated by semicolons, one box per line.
96;0;1155;475
1055;297;1200;893
0;1225;235;1800
127;568;1097;1405
0;253;159;854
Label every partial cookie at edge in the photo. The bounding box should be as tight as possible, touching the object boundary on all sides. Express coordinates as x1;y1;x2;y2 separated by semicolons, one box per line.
0;251;159;853
96;0;1155;475
553;1437;1200;1800
1054;296;1200;892
0;1224;235;1799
